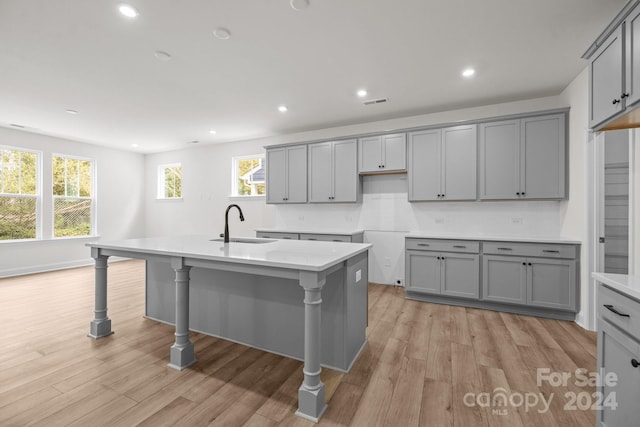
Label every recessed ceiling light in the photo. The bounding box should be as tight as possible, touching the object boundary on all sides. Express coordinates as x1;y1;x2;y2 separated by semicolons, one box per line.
66;109;78;115
290;0;310;11
154;51;172;61
462;68;475;78
278;105;288;113
118;4;139;18
209;129;217;135
189;140;200;144
357;89;368;98
132;143;139;148
213;28;232;40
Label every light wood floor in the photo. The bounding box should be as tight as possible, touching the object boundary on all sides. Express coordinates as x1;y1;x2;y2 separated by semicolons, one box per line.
0;260;597;426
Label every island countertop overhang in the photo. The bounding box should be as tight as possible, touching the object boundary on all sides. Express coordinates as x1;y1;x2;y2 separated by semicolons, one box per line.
87;235;371;272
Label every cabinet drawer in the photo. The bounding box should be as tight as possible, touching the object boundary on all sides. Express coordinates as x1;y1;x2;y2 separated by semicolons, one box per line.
406;239;479;253
255;231;299;240
483;242;576;259
598;284;640;339
300;233;351;242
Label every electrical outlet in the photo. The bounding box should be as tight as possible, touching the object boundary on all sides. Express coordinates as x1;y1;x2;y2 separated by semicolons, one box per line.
511;217;523;224
298;215;305;221
384;257;391;267
435;218;444;224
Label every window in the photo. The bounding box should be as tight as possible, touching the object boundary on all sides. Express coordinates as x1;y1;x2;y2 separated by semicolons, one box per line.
157;163;182;199
52;155;94;238
231;154;265;197
0;147;39;240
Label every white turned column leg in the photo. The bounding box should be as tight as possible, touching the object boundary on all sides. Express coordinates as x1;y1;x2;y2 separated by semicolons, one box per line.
295;271;328;422
168;257;196;370
88;248;112;339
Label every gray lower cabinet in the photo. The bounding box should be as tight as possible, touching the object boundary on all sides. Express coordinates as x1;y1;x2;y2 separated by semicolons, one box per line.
408;124;477;201
406;237;579;319
266;145;307;204
596;283;640;426
308;139;358;203
358;133;406;173
406;251;479;299
479;114;566;200
482;255;576;311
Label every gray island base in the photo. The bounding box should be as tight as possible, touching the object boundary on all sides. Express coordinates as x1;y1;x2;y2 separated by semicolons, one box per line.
87;235;370;423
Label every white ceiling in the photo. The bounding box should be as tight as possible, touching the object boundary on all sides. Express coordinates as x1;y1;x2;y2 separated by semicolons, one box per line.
0;0;628;153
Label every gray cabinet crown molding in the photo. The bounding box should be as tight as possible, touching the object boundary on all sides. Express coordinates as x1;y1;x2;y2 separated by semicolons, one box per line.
263;108;570;151
582;0;640;59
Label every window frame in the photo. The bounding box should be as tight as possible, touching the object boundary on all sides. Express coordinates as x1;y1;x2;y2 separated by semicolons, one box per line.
0;145;42;242
51;153;96;239
230;154;266;198
157;163;183;200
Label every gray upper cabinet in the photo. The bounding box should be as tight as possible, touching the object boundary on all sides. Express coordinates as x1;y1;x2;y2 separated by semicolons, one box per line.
480;114;565;200
589;26;624;128
626;3;640;107
521;115;566;199
309;139;358;203
266;145;307;204
409;125;477;201
479;120;520;199
587;2;640;130
358;133;406;173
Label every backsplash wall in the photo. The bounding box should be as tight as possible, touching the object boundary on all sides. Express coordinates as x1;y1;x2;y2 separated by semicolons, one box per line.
274;173;565;285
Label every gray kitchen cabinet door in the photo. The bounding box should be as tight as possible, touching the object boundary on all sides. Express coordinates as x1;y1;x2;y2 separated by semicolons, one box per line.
406;250;441;294
332;139;358;202
479;120;520;199
358;136;383;172
589;25;624;128
286;145;308;203
308;142;333;202
626;3;640;107
408;129;441;201
382;133;407;171
521;114;565;199
266;147;287;203
597;320;640;427
442;124;477;200
482;255;526;304
441;253;479;299
527;258;575;311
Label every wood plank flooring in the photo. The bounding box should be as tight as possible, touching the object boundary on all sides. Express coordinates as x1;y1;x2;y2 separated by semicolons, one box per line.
0;260;597;426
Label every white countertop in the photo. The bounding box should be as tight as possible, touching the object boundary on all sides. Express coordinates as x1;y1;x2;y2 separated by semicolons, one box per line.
593;272;640;301
255;228;364;236
406;232;581;245
88;235;371;272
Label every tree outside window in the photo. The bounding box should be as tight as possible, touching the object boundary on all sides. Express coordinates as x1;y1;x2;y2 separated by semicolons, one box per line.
232;155;265;197
0;147;39;240
52;155;94;238
158;163;182;199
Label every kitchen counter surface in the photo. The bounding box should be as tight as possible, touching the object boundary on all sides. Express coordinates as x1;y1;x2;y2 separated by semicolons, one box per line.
255;227;365;236
87;235;371;272
593;272;640;301
406;232;581;245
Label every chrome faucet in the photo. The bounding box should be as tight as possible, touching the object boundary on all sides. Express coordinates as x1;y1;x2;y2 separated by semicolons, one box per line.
224;204;245;243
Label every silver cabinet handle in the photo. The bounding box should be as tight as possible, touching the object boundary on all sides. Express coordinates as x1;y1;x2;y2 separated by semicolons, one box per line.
497;247;512;251
542;250;560;253
417;243;430;247
453;245;466;249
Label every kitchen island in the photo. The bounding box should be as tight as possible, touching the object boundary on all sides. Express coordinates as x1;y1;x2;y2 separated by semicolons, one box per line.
87;235;370;422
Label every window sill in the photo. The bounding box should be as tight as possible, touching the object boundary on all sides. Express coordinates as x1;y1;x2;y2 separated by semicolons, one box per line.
156;197;183;202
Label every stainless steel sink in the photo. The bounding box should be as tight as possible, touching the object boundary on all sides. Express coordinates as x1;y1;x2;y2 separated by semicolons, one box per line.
210;238;276;244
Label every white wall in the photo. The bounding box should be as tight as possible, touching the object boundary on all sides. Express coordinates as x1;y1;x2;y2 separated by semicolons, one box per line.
0;127;146;276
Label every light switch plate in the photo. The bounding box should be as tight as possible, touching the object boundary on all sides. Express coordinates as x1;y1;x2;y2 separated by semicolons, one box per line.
356;269;362;282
